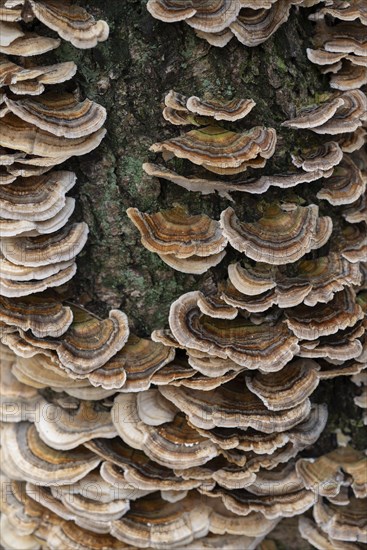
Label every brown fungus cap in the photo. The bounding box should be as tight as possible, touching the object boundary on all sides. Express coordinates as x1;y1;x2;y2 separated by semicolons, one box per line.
111;394;220;469
291;141;343;173
0;222;89;266
102;334;175;392
230;1;302;47
314;496;367;544
0;293;72;337
200;484;317;520
0;32;60;56
159;382;311;433
0;113;106;160
0;421;101;485
317;154;366;206
285;287;364;340
186;96;256;121
15;306;130;374
220;203;332;265
0;261;76;297
110;492;211;549
150;125;277;171
227;254;362;310
126;204;227;259
143;162;329;198
5;93;107;139
169;291;300;370
299;516;362;550
245;358;320;411
34;398;117;450
27;0;109;48
296;446;367;499
147;0;243;32
0;171;77;221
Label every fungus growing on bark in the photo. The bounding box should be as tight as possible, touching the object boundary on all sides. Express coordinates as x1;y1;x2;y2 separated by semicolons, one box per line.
0;222;88;266
34;398;117;450
221;203;332;265
4;93;107;138
296;446;367;499
150;125;277;173
245;359;320;411
0;421;101;485
11;306;130;374
291;141;343;172
147;0;305;48
127;204;227;274
27;0;109;48
285;288;364;340
282;90;367;134
317;154;366;205
0;293;73;337
168;291;300;370
143;162;330;198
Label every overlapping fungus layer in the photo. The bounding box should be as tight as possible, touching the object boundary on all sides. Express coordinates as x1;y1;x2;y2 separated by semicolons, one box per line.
1;0;366;549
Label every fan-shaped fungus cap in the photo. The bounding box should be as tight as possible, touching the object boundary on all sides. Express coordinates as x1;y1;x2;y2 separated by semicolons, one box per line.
186;96;256;121
147;0;243;32
105;334;175;392
19;306;130;374
111;394;220;469
298;322;365;363
285;288;364;340
0;222;89;266
143;162;327;198
126;204;227;259
0;514;41;550
169;291;299;369
110;493;211;549
159;382;311;433
245;359;320;411
0;421;101;485
0;196;76;237
282;90;367;134
200;484;316;520
0;260;76;297
0;32;60;56
230;1;300;47
299;516;361;550
317;154;366;206
41;520;132;550
296;446;367;499
5;93;106;139
0;171;76;221
291;141;343;173
150;125;277;170
312;1;367;26
0;114;106;159
227;254;362;311
0;293;72;336
221;203;332;265
313;496;367;544
34;399;117;450
27;0;109;48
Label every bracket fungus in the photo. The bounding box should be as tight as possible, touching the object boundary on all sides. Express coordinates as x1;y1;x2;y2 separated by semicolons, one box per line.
227;253;361;311
220;203;332;265
147;0;305;48
127;204;227;274
150;125;277;175
1;0;365;547
168;290;300;370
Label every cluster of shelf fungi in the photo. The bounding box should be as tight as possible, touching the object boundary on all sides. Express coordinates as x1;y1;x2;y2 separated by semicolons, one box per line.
0;0;366;549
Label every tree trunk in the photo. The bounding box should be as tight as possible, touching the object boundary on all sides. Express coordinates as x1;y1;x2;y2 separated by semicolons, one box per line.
54;2;365;546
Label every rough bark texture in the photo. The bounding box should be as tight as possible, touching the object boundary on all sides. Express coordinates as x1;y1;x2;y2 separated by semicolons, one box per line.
49;1;365;547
